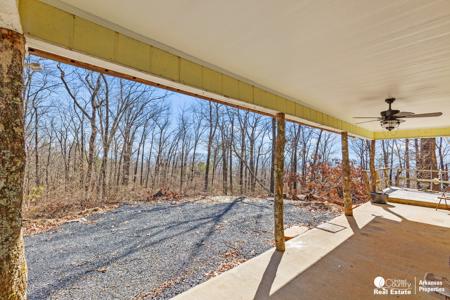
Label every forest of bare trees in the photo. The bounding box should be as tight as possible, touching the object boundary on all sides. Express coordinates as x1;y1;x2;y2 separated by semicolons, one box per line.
23;55;450;218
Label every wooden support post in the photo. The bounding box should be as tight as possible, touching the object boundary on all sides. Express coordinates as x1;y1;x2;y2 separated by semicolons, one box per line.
369;140;377;193
405;139;410;188
341;132;353;216
0;27;27;299
362;169;371;198
274;112;286;252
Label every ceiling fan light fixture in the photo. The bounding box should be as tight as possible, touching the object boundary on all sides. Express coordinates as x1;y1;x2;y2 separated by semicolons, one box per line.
381;119;400;131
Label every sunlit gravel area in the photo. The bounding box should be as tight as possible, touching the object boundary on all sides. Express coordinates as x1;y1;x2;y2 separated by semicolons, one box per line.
26;196;339;299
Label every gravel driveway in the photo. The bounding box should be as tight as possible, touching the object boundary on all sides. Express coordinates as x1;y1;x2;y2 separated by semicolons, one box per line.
26;197;339;299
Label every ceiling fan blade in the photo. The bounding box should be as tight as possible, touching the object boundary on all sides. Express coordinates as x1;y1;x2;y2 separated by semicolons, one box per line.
352;117;379;119
394;111;414;117
399;112;443;118
356;119;381;124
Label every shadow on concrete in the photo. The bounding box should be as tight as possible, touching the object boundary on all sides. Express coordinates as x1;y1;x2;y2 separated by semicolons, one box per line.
345;215;360;234
267;210;450;300
254;250;284;300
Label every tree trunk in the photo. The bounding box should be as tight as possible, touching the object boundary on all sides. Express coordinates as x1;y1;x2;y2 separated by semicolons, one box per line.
419;138;438;191
437;138;446;181
389;142;394;185
115;145;123;187
179;138;186;193
211;146;219;189
33;104;40;186
152;132;163;189
204;105;215;192
189;141;198;184
122;145;130;186
99;143;109;200
341;132;352;216
139;141;145;186
221;130;228;195
274;113;285;252
144;133;154;188
381;140;389;188
239;126;245;194
121;131;132;186
133;130;146;185
45;136;52;198
249;131;255;192
291;142;298;193
79;120;85;188
414;139;420;188
270;118;276;195
85;117;97;199
229;117;234;194
405;139;410;188
369;140;377;192
0;27;27;299
290;125;299;197
311;129;323;181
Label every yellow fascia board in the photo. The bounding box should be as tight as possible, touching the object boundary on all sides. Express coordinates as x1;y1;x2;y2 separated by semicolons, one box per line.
180;58;202;89
373;127;450;140
19;0;375;138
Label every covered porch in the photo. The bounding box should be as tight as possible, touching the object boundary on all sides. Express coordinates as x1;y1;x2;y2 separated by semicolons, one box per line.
173;201;450;299
1;0;450;298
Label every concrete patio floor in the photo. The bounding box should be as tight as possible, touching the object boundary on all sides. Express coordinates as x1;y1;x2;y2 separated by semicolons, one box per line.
387;188;450;210
173;202;450;300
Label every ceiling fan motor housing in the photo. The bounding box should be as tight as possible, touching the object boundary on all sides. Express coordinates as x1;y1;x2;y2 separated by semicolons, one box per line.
381;109;400;118
385;97;396;105
381;97;399;118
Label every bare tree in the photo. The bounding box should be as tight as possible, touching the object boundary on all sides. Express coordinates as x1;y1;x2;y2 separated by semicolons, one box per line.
203;102;219;192
58;64;102;201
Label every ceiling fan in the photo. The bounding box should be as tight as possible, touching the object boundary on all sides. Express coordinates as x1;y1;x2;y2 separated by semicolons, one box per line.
353;98;443;131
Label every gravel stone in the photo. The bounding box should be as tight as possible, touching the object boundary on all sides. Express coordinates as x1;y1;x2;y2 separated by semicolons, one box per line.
26;197;339;299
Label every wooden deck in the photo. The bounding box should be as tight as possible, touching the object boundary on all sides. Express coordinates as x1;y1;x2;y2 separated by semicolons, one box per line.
173;202;450;300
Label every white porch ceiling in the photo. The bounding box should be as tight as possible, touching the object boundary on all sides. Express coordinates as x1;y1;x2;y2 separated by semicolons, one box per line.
48;0;450;131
